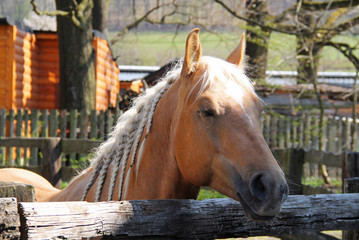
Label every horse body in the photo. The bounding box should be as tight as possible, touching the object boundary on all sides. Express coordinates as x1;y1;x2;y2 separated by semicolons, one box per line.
0;29;288;221
0;168;59;201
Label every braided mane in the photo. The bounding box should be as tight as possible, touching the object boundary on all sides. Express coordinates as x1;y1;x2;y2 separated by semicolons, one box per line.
81;59;182;201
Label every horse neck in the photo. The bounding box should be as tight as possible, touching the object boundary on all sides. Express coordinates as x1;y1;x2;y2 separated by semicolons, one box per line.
51;80;201;202
123;80;200;200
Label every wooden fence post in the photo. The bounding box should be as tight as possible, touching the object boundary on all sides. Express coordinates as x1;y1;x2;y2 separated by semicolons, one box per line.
41;138;62;188
8;110;14;164
15;109;22;165
40;109;48;138
49;109;58;137
298;114;304;148
0;182;34;202
98;110;105;140
285;116;291;149
0;198;19;239
30;109;39;165
292;116;298;148
90;110;98;139
278;117;285;149
304;114;311;150
343;177;359;240
273;149;304;195
0;109;6;165
344;117;351;151
79;109;88;167
59;110;67;138
342;152;359;181
69;109;78;162
23;110;29;164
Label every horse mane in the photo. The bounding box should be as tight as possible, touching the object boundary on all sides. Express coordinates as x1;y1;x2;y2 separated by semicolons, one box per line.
80;56;255;201
80;59;182;201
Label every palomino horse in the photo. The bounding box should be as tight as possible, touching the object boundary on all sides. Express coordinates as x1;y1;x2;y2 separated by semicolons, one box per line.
0;29;288;221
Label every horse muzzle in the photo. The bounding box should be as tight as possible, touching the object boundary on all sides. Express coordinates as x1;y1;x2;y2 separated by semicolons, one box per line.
237;171;289;221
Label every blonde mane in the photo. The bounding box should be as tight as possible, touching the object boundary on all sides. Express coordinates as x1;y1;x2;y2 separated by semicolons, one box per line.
81;60;182;201
81;56;255;201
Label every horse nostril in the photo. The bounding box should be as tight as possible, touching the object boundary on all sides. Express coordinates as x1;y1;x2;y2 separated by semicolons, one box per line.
250;173;267;201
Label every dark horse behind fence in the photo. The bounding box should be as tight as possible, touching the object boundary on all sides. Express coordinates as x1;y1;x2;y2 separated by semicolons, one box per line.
0;28;288;222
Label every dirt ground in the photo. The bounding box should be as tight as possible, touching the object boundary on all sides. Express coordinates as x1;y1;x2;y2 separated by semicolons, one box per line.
226;231;342;240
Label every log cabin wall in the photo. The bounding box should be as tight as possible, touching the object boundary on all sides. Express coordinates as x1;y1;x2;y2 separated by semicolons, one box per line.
13;27;38;109
93;36;120;110
0;19;119;110
0;23;13;109
34;32;60;109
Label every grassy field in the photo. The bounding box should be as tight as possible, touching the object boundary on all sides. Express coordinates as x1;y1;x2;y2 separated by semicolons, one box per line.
111;30;358;72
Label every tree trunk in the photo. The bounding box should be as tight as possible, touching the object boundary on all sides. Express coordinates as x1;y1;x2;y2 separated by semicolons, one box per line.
56;0;96;112
92;0;110;35
245;0;271;84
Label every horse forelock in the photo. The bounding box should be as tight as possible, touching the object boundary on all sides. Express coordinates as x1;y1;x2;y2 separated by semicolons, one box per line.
188;56;256;102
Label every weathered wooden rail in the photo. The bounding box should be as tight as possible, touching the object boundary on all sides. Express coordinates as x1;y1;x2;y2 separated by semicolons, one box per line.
1;193;358;239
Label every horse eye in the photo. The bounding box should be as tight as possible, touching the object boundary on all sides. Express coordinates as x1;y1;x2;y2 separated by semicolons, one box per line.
200;109;216;118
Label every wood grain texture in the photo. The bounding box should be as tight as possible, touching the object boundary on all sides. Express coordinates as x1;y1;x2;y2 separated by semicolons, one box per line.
0;182;34;202
18;194;359;240
0;198;20;239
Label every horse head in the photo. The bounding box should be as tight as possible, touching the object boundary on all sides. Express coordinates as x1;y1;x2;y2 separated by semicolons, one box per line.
173;29;288;221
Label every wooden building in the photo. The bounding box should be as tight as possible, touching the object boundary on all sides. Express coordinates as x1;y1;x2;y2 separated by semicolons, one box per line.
0;18;120;110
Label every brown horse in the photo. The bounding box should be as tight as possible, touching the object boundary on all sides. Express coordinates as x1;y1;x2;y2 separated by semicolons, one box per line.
0;29;288;221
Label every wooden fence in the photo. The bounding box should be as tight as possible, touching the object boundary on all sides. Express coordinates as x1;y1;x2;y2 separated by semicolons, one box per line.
0;108;121;166
0;109;357;149
0;109;358;175
261;113;358;153
1;192;359;239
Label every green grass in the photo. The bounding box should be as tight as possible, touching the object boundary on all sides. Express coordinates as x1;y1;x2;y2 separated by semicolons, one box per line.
303;176;342;193
111;31;240;66
197;188;227;201
110;30;358;72
303;176;342;188
60;181;69;190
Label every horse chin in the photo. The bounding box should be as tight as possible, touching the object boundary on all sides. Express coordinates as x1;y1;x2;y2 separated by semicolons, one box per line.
235;192;277;222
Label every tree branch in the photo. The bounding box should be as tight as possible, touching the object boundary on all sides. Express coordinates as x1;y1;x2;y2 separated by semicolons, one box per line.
214;0;359;38
302;0;359;11
326;16;359;38
214;0;300;35
323;41;359;68
30;0;70;17
110;2;170;45
30;0;88;29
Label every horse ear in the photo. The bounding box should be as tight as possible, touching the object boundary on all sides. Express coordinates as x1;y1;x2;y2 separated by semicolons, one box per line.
226;33;246;67
182;28;202;76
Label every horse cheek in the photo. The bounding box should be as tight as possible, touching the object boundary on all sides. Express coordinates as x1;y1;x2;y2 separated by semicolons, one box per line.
174;121;212;186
